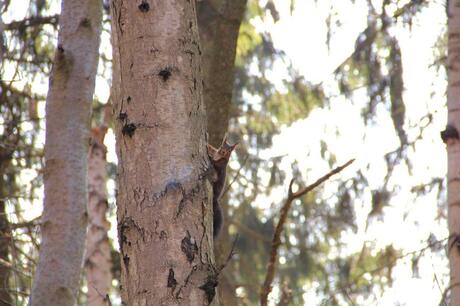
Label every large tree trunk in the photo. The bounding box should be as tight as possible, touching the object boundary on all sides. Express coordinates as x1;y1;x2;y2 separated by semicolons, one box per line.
111;1;215;305
29;0;102;305
197;2;247;304
447;0;460;304
197;0;247;148
85;127;112;306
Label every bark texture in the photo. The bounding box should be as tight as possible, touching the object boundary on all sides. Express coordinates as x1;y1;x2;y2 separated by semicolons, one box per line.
197;0;247;147
448;0;460;303
85;127;112;306
29;0;102;305
197;2;246;304
111;1;216;305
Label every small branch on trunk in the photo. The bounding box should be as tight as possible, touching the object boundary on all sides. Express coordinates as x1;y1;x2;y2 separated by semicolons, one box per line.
260;159;355;306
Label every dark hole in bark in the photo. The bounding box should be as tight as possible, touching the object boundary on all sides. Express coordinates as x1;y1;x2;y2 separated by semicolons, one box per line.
80;18;91;28
138;1;150;12
159;67;172;81
181;231;198;263
167;268;178;289
199;275;218;304
441;124;459;143
122;123;137;137
118;112;128;121
122;254;130;267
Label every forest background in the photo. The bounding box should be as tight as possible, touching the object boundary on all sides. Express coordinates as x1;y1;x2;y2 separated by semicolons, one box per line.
0;0;450;305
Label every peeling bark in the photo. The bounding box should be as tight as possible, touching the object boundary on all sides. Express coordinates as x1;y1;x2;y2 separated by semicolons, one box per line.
111;0;216;305
29;0;102;305
447;0;460;303
85;127;112;306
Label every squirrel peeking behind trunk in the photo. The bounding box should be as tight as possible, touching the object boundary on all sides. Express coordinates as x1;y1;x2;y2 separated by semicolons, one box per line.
207;136;237;238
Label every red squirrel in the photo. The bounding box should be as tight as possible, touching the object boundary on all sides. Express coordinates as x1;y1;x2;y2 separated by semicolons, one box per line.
207;136;237;238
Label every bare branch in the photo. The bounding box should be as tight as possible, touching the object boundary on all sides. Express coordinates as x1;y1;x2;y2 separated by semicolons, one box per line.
260;159;355;306
4;15;59;31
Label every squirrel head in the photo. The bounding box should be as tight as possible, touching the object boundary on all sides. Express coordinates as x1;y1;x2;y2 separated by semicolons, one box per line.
207;135;237;162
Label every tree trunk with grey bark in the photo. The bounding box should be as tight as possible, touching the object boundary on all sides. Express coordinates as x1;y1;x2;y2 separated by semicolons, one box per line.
29;0;102;304
111;0;216;305
447;0;460;304
85;126;112;306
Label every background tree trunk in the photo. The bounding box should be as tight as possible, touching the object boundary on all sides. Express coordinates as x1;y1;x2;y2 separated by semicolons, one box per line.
111;1;215;305
197;2;247;304
447;0;460;303
197;0;247;147
29;0;102;305
0;167;11;306
85;126;112;306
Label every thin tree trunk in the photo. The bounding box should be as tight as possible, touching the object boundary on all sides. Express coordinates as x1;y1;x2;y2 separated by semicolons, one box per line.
29;0;102;304
197;0;247;147
0;168;11;306
85;126;112;306
447;0;460;303
111;1;215;305
0;6;11;305
197;2;246;304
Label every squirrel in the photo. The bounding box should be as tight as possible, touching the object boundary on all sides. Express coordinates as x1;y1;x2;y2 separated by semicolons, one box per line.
206;136;237;238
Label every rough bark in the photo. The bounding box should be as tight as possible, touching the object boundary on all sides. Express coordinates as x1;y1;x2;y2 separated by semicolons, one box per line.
197;0;247;147
111;1;216;305
29;0;102;305
85;127;112;306
197;1;246;304
447;0;460;303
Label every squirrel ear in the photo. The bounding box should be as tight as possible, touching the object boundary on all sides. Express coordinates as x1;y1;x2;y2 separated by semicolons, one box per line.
207;144;217;155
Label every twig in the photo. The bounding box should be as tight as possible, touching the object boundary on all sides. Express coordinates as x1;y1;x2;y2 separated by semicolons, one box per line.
439;282;460;306
4;14;59;31
229;219;271;243
218;234;239;273
260;159;355;306
222;154;249;198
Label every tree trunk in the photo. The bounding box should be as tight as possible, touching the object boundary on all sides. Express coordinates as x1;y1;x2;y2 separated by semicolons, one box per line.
196;2;246;305
85;127;112;306
111;1;216;305
29;0;102;305
197;0;247;147
0;166;11;306
447;0;460;303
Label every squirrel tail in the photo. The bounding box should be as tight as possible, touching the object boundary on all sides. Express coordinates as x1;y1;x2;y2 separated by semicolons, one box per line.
213;199;223;238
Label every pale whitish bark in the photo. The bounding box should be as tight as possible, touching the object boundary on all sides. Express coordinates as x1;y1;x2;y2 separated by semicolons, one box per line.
29;1;102;305
85;127;112;306
111;1;215;305
448;0;460;303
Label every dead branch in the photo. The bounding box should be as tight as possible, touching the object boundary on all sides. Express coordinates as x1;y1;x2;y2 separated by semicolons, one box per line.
260;159;355;306
4;15;59;31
